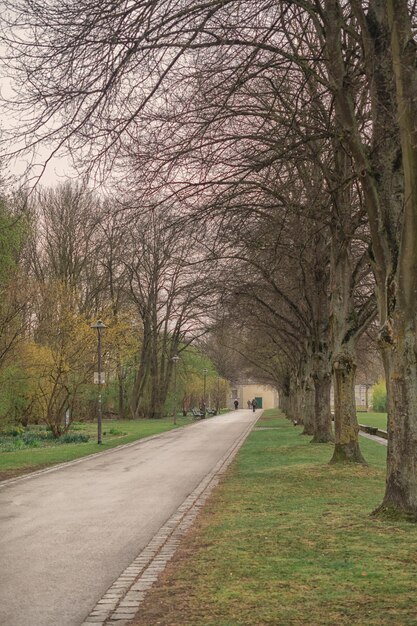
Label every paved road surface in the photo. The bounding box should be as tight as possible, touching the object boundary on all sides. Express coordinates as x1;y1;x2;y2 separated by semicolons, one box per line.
359;431;387;446
0;410;258;626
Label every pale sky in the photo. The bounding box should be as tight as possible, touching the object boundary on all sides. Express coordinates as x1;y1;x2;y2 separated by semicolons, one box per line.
7;152;76;188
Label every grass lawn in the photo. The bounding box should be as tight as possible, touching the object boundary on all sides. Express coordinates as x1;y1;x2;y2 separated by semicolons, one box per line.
0;415;196;480
357;411;388;431
131;409;417;626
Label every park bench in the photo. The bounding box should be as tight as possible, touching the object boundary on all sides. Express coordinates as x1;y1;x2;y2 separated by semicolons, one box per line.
360;424;379;436
191;408;204;419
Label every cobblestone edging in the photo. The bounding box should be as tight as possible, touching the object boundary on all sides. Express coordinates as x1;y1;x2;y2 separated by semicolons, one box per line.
81;414;261;626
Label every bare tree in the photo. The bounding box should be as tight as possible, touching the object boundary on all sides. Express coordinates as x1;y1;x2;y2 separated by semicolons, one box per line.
4;0;417;514
27;182;104;318
124;205;218;418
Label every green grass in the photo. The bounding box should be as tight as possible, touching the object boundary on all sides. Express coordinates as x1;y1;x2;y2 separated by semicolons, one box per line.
132;409;417;626
0;415;195;476
356;411;388;431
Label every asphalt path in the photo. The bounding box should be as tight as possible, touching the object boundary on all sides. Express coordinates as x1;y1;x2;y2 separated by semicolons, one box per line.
0;409;258;626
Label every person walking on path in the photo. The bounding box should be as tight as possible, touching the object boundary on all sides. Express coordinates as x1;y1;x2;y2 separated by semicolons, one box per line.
251;398;257;412
247;400;251;410
234;398;239;410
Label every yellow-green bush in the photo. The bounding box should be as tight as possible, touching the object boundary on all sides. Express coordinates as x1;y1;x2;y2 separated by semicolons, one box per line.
372;380;387;412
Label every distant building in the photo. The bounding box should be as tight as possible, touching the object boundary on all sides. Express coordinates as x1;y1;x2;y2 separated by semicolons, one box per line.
330;383;374;409
230;381;279;410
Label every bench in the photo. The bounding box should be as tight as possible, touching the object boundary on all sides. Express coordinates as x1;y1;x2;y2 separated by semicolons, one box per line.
191;408;204;419
359;424;379;436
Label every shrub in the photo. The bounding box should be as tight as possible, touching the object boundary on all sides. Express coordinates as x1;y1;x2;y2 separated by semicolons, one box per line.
0;425;26;437
372;381;387;412
0;441;19;452
58;433;90;444
0;438;25;451
0;428;90;451
108;428;126;435
21;432;41;445
21;431;53;445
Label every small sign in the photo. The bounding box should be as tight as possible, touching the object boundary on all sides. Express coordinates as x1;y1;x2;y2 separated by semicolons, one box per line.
94;372;106;384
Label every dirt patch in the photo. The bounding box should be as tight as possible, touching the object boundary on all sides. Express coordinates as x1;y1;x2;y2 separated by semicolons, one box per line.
0;465;51;483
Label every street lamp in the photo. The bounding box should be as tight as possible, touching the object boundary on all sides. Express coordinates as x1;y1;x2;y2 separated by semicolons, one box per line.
172;355;180;425
91;320;106;444
202;368;208;418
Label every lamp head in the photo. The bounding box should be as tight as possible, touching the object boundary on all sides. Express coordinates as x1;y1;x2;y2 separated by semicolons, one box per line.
91;320;107;330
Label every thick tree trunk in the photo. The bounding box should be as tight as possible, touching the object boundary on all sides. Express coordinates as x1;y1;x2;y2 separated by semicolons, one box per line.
288;379;303;425
371;0;417;518
280;393;289;416
323;0;407;506
328;144;369;463
311;369;334;443
330;352;366;464
279;376;291;417
301;382;315;435
374;329;417;517
131;358;149;418
309;231;333;444
131;316;168;419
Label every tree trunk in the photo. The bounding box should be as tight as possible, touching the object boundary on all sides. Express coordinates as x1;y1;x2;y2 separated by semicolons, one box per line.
309;228;333;444
288;378;303;425
131;323;151;418
311;369;334;443
372;0;417;517
323;0;406;505
328;143;369;464
117;367;125;419
330;352;367;463
280;393;289;415
301;382;315;435
374;328;417;517
278;377;290;416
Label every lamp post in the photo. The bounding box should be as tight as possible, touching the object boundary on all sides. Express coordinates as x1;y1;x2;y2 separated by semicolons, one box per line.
172;355;180;425
202;368;208;418
91;320;106;444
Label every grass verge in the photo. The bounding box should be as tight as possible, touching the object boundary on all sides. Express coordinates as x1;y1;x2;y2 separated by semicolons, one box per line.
0;415;196;480
356;411;387;430
131;409;417;626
